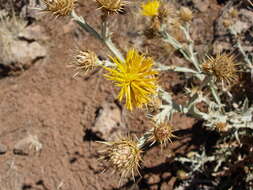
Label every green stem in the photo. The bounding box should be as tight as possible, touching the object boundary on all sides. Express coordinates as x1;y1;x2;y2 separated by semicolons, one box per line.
71;11;125;62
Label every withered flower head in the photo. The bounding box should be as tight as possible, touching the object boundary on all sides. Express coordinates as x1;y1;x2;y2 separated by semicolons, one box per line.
179;6;193;22
158;2;175;21
96;0;127;13
41;0;76;17
69;50;98;77
202;53;239;85
99;137;142;179
149;122;176;147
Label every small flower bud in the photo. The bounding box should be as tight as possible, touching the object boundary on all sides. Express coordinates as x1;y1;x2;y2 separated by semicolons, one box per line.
214;122;228;132
222;19;233;28
179;7;193;22
229;7;238;18
146;96;162;113
177;170;189;180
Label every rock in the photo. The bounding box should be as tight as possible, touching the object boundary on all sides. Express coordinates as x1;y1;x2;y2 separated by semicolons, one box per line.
193;0;210;12
0;143;7;154
92;102;125;140
13;134;42;156
10;41;46;64
0;23;47;75
18;25;48;41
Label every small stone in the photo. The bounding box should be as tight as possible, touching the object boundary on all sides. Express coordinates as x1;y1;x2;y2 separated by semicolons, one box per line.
92;102;125;140
0;143;7;154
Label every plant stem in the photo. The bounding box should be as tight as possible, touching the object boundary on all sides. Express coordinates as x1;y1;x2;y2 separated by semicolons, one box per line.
71;11;125;62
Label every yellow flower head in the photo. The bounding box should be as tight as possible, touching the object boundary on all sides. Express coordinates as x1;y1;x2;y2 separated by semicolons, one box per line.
141;0;160;17
105;49;158;110
41;0;76;17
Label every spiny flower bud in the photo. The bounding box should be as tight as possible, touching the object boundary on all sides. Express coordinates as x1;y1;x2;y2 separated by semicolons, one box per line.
177;170;189;180
214;122;228;132
96;0;127;13
149;122;176;147
202;53;239;85
179;7;193;22
41;0;76;17
229;7;238;18
69;50;98;77
146;96;162;114
99;137;142;179
222;19;233;28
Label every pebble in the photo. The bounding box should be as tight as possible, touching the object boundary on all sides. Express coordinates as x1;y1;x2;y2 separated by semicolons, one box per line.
0;143;7;154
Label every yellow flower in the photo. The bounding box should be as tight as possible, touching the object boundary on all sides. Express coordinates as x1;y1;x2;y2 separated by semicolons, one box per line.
141;0;160;17
104;49;158;110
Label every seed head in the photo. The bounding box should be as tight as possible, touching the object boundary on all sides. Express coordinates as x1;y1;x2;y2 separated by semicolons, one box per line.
141;0;160;17
179;7;193;22
96;0;127;13
202;53;238;85
149;122;176;147
69;50;98;77
41;0;76;17
104;49;158;110
99;137;142;179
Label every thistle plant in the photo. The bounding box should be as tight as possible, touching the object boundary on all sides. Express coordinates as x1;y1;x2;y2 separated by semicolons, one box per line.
37;0;253;187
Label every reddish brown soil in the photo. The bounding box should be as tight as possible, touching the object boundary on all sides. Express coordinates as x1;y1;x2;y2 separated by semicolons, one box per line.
0;0;224;189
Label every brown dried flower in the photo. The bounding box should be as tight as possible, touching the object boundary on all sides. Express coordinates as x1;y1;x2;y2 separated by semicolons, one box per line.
158;2;175;21
149;122;176;147
96;0;127;13
202;53;239;85
99;137;142;179
41;0;76;17
179;7;193;22
69;50;98;77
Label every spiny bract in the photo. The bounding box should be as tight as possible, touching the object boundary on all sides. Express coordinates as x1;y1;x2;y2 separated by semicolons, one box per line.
41;0;76;17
